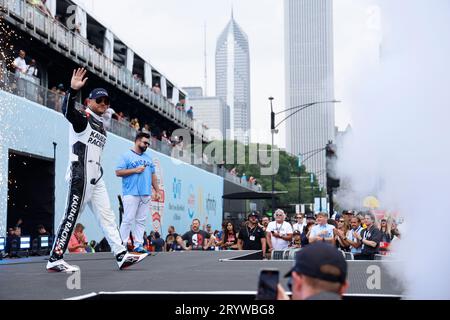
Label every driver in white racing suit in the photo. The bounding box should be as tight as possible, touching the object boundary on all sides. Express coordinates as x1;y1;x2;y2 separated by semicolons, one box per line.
47;68;147;272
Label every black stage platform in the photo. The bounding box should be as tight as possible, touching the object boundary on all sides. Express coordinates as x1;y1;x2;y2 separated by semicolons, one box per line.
0;251;404;300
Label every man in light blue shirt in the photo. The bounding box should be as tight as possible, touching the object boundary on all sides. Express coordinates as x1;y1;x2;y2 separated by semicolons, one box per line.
309;212;336;246
116;132;161;253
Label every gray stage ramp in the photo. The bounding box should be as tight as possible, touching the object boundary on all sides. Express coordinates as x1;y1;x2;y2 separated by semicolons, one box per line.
0;251;404;300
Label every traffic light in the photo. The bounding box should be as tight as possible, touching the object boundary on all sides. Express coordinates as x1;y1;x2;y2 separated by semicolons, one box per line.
271;111;275;130
326;142;340;190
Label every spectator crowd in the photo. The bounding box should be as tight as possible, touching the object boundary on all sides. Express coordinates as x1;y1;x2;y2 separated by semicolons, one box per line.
2;209;401;262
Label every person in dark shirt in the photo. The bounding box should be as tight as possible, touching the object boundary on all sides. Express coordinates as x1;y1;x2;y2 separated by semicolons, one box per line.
165;225;179;251
301;221;315;247
150;232;165;252
238;212;267;258
177;219;212;250
221;221;239;250
354;212;382;260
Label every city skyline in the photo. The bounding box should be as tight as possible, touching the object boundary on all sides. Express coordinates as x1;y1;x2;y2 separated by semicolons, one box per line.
72;0;376;148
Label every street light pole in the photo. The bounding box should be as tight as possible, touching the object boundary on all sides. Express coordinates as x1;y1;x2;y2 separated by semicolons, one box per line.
268;99;341;216
269;97;276;215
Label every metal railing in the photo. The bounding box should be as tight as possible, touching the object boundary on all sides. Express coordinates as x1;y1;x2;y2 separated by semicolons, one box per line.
0;67;261;191
0;0;204;138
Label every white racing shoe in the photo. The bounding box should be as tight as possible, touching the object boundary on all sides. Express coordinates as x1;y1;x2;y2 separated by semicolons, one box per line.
47;259;80;273
116;251;148;270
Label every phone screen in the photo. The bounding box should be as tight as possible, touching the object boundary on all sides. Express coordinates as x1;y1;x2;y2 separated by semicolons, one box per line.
256;269;279;300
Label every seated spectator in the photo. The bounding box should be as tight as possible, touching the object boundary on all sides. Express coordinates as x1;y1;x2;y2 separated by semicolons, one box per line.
309;212;335;246
68;223;87;254
165;226;179;251
150;232;165;252
290;230;302;248
142;231;151;251
177;219;212;250
221;221;238;250
266;209;293;252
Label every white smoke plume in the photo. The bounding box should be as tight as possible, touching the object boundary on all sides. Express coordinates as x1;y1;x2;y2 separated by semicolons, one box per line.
335;0;450;299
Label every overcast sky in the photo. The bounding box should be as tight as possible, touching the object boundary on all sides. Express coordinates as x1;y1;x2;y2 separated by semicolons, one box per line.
73;0;379;148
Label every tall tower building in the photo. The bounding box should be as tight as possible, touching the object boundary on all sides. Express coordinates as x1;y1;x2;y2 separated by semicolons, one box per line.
215;11;251;145
284;0;335;186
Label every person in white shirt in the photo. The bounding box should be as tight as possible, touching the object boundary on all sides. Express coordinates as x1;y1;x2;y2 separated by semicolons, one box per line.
101;107;117;130
292;213;306;234
266;209;293;251
13;50;28;75
343;216;363;255
309;212;336;245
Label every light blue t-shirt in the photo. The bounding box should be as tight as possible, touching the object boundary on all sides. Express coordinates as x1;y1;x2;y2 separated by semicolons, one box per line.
116;149;156;196
310;224;335;239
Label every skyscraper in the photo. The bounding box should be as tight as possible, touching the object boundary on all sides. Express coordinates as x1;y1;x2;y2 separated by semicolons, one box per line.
215;11;251;145
284;0;335;186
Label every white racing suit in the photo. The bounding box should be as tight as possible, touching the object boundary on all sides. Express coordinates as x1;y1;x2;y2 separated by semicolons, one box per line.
49;88;126;261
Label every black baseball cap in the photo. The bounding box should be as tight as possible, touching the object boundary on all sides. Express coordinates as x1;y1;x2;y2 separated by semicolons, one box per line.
89;88;109;99
305;213;315;220
248;211;259;218
285;242;347;284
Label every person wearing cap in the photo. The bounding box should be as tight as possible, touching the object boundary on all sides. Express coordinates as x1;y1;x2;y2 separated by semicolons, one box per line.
47;68;147;273
342;210;354;225
305;212;316;225
277;242;349;300
309;212;336;246
238;212;267;258
266;209;293;251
